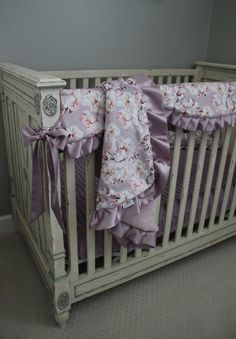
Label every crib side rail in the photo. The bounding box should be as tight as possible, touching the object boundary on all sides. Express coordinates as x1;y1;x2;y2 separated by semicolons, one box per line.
45;68;199;88
195;61;236;82
0;64;70;310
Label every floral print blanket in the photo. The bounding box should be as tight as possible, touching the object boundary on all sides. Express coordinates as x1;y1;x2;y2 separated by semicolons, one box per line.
60;77;170;247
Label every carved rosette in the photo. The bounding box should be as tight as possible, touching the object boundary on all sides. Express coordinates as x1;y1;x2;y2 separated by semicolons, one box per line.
57;292;70;311
43;94;57;116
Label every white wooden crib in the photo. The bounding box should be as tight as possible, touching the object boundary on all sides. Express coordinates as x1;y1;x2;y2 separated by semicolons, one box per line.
0;61;236;327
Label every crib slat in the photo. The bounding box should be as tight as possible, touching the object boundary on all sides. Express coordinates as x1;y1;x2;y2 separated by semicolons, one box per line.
95;78;101;87
187;132;208;238
175;132;195;241
13;109;25;213
209;128;232;228
162;128;182;248
104;231;112;269
120;246;128;263
155;195;161;225
219;136;236;224
167;76;172;84
15;109;28;218
83;78;89;89
8;101;21;209
1;95;15;197
176;76;181;83
69;78;76;89
85;153;96;275
135;249;142;258
158;76;164;85
229;183;236;219
107;77;112;82
148;195;161;254
184;76;189;83
198;130;220;233
64;155;79;279
39;216;47;257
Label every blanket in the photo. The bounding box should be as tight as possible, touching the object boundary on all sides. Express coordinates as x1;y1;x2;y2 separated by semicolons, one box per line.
60;77;171;247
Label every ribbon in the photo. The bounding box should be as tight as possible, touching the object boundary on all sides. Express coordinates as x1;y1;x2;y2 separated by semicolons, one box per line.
22;125;69;232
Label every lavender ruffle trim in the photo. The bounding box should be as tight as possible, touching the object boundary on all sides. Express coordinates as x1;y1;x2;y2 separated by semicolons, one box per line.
167;110;236;132
66;135;100;158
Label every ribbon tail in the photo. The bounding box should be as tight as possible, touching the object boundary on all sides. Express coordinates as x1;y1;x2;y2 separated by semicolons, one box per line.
30;140;45;223
46;138;66;232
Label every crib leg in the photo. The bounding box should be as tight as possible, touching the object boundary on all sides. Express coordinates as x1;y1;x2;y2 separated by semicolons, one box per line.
55;310;70;328
53;283;71;328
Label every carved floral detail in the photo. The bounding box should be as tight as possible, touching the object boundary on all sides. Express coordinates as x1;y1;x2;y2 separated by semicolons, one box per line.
43;95;57;116
57;292;69;311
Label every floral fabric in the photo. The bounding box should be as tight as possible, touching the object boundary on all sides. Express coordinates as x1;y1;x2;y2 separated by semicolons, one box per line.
96;79;155;210
60;81;156;213
59;79;171;248
160;82;236;117
60;88;105;142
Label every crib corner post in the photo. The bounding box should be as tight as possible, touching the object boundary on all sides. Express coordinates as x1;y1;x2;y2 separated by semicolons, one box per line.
194;63;204;82
36;77;66;128
53;279;71;328
36;77;73;327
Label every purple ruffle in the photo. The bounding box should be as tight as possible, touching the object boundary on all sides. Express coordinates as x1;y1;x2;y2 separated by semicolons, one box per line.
66;135;100;158
166;110;236;132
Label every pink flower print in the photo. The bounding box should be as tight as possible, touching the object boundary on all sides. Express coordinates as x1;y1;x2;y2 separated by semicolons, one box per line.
106;123;120;137
126;77;136;85
128;180;144;194
106;98;114;112
197;84;210;97
80;110;100;128
117;111;132;127
226;97;236;112
102;81;113;91
67;125;84;143
117;191;134;205
140;134;151;151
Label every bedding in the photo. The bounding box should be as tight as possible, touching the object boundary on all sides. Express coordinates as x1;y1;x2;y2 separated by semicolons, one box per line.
23;79;236;249
23;77;171;247
61;144;236;259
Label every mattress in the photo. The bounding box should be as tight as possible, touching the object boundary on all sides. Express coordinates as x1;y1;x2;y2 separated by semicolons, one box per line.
61;146;236;260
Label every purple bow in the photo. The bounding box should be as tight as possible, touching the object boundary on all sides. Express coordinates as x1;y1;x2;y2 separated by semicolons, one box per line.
22;125;69;232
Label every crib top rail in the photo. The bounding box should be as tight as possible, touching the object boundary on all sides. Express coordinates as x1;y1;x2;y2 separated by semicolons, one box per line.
44;68;198;80
195;61;236;82
0;62;65;88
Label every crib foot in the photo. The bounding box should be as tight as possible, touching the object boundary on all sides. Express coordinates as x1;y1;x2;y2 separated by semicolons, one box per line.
54;310;70;328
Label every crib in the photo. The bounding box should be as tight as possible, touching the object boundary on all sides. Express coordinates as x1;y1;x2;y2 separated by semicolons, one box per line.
0;61;236;327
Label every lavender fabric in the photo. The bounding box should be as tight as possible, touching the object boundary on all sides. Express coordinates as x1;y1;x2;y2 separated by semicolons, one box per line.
160;82;236;131
89;77;170;247
92;77;171;247
22;125;99;230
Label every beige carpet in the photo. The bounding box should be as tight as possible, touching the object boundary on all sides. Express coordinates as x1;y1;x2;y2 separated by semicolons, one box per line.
0;221;236;339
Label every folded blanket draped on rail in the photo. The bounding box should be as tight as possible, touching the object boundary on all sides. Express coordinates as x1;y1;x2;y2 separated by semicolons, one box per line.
22;80;236;247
